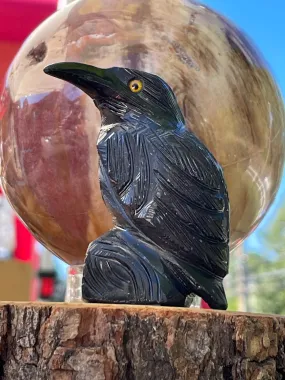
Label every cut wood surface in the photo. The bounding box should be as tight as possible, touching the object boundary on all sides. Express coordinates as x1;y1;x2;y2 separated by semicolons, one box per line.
0;303;284;379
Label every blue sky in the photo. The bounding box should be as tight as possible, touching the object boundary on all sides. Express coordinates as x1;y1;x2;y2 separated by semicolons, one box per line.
202;0;285;252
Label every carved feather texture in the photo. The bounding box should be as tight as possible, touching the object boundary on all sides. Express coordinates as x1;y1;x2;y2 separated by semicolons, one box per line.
97;123;230;301
82;227;186;306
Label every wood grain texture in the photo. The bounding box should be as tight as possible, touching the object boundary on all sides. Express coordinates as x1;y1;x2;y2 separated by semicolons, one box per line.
0;303;284;379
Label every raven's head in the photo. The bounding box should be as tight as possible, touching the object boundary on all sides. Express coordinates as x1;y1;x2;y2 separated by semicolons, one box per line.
44;62;184;129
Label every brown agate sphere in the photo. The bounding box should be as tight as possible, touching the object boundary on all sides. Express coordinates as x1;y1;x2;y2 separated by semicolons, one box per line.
0;0;284;264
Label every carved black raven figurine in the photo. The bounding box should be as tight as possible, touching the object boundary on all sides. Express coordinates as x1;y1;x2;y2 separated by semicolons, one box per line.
44;63;230;309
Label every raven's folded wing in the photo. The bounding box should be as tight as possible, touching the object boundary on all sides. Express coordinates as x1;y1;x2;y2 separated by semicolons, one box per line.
98;127;229;280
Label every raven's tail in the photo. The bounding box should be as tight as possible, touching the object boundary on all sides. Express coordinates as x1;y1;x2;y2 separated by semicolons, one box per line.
82;227;187;306
166;257;228;310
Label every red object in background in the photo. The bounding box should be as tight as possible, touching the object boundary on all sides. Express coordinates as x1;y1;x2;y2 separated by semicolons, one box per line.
0;0;57;88
0;42;21;89
0;187;35;262
40;276;55;298
0;0;57;43
14;218;35;262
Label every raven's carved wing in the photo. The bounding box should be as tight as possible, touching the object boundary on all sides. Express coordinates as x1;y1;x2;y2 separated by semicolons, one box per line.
98;126;230;308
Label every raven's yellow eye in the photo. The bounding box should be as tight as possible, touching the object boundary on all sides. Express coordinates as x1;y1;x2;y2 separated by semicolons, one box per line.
129;79;143;93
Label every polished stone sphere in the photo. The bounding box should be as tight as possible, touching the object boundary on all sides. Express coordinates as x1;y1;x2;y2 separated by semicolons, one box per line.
0;0;284;264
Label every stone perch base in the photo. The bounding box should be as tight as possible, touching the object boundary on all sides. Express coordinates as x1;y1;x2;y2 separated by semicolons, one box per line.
0;303;284;379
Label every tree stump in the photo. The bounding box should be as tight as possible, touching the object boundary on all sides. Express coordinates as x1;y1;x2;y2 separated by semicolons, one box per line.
0;303;284;379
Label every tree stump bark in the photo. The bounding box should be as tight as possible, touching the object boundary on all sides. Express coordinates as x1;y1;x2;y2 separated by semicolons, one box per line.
0;303;284;380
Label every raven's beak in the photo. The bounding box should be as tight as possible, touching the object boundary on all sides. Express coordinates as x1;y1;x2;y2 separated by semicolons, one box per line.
44;62;108;98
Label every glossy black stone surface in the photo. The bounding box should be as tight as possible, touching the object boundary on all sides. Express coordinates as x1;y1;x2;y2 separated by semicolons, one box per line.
44;62;230;309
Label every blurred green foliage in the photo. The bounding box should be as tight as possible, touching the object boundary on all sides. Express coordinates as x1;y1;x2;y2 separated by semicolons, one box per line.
227;206;285;315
